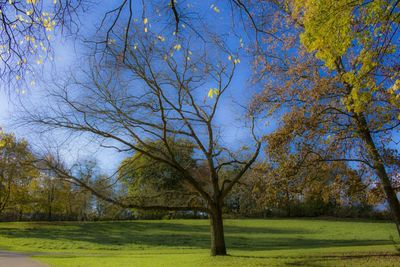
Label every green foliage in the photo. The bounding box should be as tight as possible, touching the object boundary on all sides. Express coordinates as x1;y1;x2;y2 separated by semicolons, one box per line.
293;0;400;113
0;132;126;221
0;132;38;215
294;0;354;69
118;139;196;203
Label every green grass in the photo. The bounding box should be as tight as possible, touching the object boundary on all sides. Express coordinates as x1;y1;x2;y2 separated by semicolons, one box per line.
0;218;399;266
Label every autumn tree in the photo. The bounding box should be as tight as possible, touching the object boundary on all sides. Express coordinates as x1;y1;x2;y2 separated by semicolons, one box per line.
224;163;270;217
227;148;373;218
248;0;400;235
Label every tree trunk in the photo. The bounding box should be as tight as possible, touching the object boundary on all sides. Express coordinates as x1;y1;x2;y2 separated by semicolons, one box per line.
374;163;400;236
285;188;291;217
48;204;52;221
209;205;227;256
18;208;23;221
356;114;400;236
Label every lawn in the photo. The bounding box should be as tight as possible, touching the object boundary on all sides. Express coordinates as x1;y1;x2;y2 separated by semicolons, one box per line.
0;219;399;266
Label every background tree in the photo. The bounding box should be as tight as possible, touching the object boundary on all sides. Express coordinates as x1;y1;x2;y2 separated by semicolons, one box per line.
0;131;38;216
92;176;128;220
227;150;374;218
118;139;205;218
32;169;73;220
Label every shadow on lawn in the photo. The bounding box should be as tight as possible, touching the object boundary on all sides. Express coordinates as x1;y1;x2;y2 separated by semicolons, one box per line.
229;251;400;267
0;221;393;251
285;253;400;267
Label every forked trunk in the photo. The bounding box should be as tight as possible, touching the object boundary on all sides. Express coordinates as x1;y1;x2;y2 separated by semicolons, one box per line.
209;205;227;256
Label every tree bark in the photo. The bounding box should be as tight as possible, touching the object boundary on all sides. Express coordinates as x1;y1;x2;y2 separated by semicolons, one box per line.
209;204;227;256
356;114;400;237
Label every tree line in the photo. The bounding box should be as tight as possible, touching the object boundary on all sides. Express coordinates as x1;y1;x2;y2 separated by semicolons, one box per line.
0;133;127;221
0;132;394;222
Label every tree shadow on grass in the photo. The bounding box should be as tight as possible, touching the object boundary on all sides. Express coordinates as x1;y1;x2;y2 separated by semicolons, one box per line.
0;221;394;252
284;253;400;267
228;251;400;267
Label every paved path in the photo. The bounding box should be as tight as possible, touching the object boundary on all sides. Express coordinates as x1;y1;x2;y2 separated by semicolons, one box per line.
0;251;48;267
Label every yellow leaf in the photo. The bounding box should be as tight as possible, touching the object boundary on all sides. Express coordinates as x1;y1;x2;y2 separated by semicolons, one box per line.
208;88;214;99
0;139;6;148
208;88;219;99
173;44;181;51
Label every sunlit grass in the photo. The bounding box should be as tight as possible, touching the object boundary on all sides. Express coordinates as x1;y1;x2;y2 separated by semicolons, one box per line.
0;219;399;266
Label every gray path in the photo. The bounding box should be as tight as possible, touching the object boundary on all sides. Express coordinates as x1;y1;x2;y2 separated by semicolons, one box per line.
0;251;48;267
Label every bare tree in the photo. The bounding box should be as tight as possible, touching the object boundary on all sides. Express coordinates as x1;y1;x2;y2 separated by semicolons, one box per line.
0;0;279;83
21;28;261;255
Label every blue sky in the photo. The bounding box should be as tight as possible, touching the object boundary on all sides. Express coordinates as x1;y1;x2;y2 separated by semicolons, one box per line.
0;0;397;180
0;0;272;174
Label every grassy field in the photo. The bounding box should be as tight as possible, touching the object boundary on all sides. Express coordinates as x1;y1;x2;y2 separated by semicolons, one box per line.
0;219;399;266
